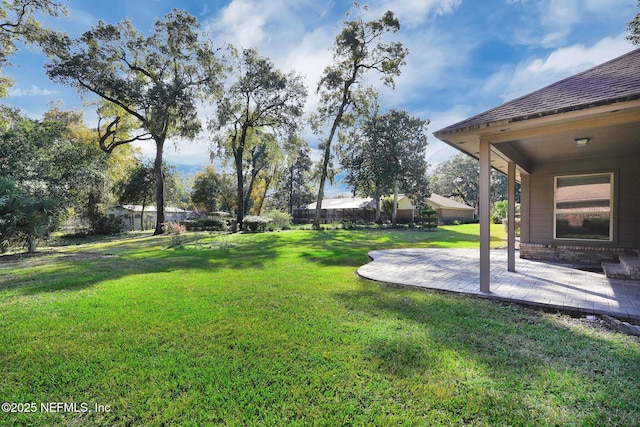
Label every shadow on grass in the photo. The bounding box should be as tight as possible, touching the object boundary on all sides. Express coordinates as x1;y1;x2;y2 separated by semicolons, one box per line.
297;227;504;267
334;282;640;422
0;234;281;295
1;226;503;295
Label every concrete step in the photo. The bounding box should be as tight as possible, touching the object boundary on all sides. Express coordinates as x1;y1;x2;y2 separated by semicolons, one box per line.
620;256;640;274
602;262;631;279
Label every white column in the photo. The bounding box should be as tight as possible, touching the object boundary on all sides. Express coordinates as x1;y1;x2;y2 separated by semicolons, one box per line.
479;139;491;293
508;161;516;272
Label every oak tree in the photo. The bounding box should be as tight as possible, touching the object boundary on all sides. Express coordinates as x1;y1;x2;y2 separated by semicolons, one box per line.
42;9;225;234
210;48;306;228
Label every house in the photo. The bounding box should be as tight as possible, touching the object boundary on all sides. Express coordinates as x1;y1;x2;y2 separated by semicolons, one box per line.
395;194;417;223
426;193;475;224
106;205;192;231
294;197;376;223
434;48;640;289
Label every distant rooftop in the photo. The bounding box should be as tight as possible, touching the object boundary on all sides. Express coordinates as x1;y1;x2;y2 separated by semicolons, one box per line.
113;205;189;213
427;193;474;210
435;48;640;135
303;198;375;210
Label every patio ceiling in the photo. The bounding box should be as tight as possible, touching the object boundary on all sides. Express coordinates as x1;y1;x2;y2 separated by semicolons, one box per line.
436;100;640;180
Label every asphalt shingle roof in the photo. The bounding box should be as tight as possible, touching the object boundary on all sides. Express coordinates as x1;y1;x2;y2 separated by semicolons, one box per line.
436;48;640;135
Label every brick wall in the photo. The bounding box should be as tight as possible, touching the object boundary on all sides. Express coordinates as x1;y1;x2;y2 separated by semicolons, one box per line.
519;243;635;265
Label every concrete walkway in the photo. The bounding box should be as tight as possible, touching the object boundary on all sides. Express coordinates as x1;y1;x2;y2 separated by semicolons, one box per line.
357;248;640;321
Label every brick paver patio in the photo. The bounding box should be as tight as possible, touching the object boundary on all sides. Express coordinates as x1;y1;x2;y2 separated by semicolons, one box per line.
357;248;640;321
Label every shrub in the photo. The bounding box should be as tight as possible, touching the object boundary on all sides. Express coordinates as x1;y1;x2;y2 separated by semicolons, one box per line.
164;222;184;234
418;205;438;231
182;217;229;232
265;210;292;230
243;215;270;233
91;215;125;235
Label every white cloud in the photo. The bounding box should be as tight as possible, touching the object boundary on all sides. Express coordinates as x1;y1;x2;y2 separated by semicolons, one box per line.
218;0;273;48
426;106;477;165
514;0;632;48
490;35;634;101
9;85;58;97
369;0;462;27
282;27;334;113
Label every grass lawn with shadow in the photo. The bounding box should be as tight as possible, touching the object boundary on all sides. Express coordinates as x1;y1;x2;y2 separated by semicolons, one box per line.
1;224;638;426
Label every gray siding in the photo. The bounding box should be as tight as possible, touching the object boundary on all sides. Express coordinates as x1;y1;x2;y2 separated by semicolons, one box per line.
522;154;640;248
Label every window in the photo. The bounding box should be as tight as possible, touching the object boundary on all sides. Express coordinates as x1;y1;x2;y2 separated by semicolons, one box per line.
554;173;613;241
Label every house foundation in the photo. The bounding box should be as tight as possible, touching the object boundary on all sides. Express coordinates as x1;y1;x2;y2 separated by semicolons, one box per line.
519;242;637;265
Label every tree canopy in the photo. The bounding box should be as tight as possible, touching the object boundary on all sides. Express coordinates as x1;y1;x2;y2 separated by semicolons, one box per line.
311;4;407;228
270;138;315;214
341;109;429;223
42;9;226;234
0;177;54;253
210;47;307;228
430;154;519;208
0;105;137;220
627;1;640;45
0;0;66;96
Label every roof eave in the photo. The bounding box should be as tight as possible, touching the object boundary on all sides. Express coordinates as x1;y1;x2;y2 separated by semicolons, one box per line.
435;94;640;138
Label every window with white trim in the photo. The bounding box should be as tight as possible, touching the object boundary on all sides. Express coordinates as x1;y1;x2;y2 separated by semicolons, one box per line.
554;173;613;241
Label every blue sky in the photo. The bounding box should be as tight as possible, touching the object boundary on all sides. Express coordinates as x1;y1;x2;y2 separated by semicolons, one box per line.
4;0;637;193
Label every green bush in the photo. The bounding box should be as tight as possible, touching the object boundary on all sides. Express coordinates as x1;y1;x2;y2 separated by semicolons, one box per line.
243;215;270;233
182;217;229;232
91;215;125;235
265;210;292;230
418;205;438;231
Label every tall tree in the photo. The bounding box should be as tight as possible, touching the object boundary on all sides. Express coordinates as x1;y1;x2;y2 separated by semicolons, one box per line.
271;138;314;214
42;9;225;234
210;47;306;228
311;4;407;229
627;1;640;45
0;0;66;96
341;109;429;224
242;131;281;216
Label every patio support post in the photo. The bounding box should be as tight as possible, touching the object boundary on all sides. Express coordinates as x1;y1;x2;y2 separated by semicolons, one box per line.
508;161;516;272
479;139;491;293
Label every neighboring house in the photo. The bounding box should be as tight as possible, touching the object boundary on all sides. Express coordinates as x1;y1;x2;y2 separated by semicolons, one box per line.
426;193;475;224
396;194;416;223
106;205;192;231
294;198;376;223
435;48;640;289
296;196;423;223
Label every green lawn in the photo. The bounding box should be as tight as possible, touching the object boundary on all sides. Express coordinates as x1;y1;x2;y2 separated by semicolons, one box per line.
1;225;639;426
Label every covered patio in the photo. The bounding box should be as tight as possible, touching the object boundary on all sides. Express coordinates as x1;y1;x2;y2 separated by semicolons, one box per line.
357;248;640;321
433;48;640;292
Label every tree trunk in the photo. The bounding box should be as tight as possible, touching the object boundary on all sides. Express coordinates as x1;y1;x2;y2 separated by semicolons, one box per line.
258;171;275;214
27;236;36;254
313;110;345;229
234;126;249;230
87;193;98;225
392;178;398;226
140;201;146;231
153;139;165;235
235;151;244;229
288;164;294;214
244;168;260;216
375;195;381;223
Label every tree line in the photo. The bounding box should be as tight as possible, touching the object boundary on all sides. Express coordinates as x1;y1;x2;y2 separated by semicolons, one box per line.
2;1;638;251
